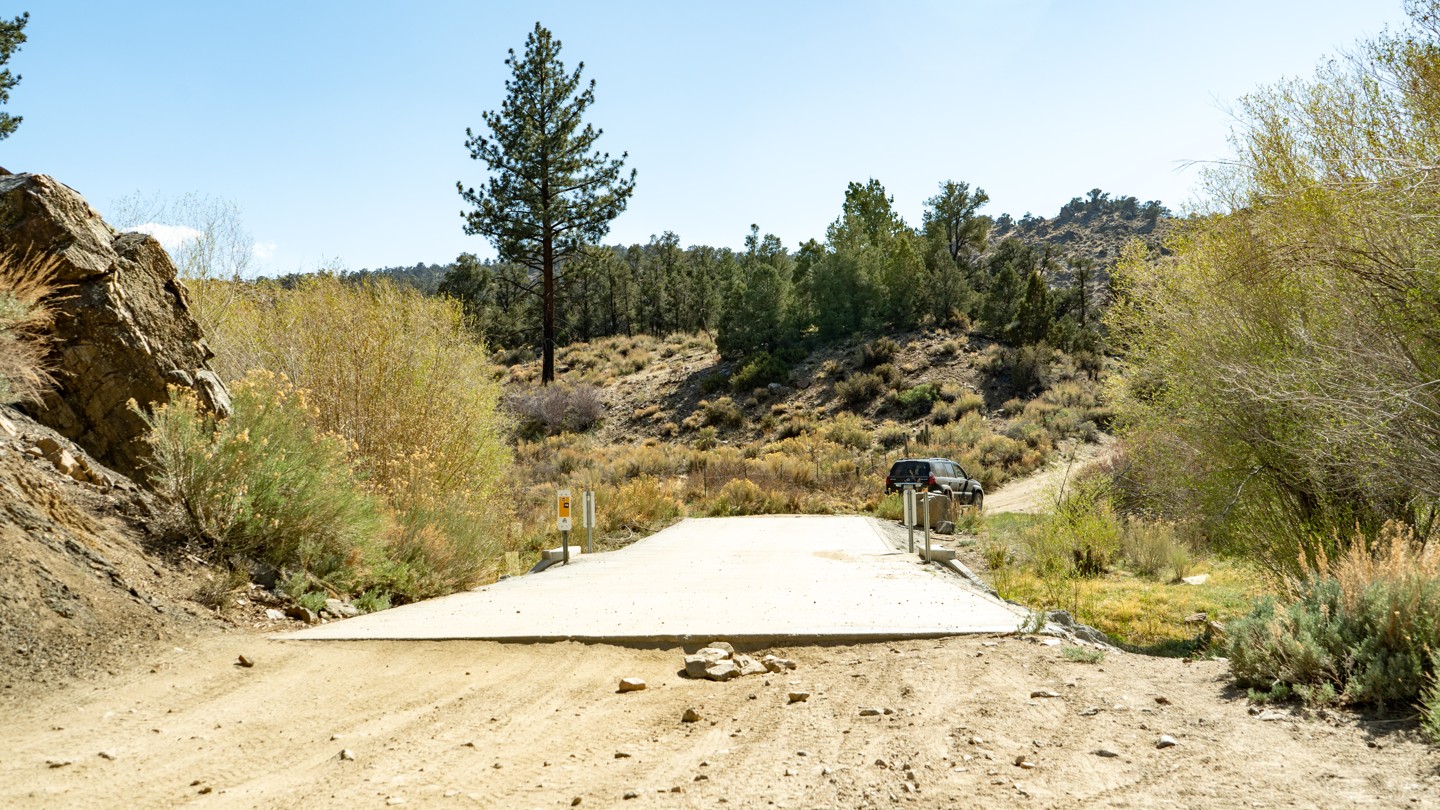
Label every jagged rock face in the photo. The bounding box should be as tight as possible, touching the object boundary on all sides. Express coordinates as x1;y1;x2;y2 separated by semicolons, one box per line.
0;171;230;479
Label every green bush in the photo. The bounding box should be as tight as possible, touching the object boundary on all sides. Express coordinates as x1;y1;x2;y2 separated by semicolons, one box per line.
699;396;745;428
141;371;385;590
896;383;939;416
1119;520;1191;581
1422;656;1440;743
1023;478;1121;579
1227;528;1440;709
731;352;790;392
860;336;900;368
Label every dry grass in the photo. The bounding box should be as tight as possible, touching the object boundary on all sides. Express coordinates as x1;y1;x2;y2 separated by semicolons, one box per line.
0;251;60;405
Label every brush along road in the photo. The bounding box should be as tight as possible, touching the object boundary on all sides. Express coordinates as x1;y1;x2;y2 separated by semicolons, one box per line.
285;515;1026;643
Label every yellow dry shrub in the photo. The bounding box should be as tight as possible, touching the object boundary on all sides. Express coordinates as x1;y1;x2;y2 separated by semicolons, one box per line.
192;275;512;599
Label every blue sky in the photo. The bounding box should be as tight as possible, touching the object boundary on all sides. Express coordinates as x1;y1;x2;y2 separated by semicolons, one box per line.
6;1;1409;275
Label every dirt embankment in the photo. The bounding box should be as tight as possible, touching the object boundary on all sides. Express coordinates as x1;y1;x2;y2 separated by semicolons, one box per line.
2;633;1436;808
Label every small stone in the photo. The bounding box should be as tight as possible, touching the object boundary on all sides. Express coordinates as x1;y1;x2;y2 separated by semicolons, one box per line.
1156;735;1178;749
787;692;810;704
703;661;740;681
617;677;646;693
1094;748;1120;758
1013;755;1035;769
236;654;254;668
340;749;355;761
1030;689;1060;699
1256;710;1288;722
784;768;797;776
46;759;74;768
706;641;735;656
97;750;117;760
875;757;890;769
571;799;582;807
1181;574;1209;585
623;791;638;800
614;751;632;759
385;799;405;807
734;655;767;677
1154;696;1172;706
264;608;286;621
1080;707;1101;716
694;774;709;782
762;655;797;673
859;707;883;716
284;605;319;624
682;708;701;723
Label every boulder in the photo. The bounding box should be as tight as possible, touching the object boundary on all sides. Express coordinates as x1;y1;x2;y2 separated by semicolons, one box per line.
0;172;230;480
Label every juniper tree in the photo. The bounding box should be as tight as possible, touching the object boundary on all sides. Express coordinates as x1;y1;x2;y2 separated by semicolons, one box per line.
458;22;635;384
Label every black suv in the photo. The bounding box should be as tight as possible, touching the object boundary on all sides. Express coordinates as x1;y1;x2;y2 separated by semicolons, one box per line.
884;457;984;509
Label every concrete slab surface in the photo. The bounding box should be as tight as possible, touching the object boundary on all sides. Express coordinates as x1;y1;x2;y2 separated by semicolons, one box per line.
283;515;1026;644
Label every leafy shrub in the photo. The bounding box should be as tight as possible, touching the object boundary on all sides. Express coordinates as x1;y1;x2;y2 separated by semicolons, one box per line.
141;372;385;589
1022;478;1121;579
603;475;683;533
836;372;885;410
698;371;730;395
698;396;744;428
954;392;985;416
896;383;940;416
0;251;57;405
871;363;905;389
508;384;606;438
873;491;903;520
875;421;909;449
823;414;871;449
930;400;960;425
1062;646;1104;664
860;336;900;368
692;426;719;450
706;478;772;516
1120;520;1191;580
1423;658;1440;743
731;351;790;392
1227;524;1440;708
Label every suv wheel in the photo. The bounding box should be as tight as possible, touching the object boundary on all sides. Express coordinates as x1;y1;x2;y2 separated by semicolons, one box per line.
972;490;984;511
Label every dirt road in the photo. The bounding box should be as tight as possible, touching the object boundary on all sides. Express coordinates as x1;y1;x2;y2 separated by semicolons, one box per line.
985;437;1116;515
3;632;1436;808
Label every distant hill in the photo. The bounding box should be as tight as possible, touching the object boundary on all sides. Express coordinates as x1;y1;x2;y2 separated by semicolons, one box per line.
990;189;1172;278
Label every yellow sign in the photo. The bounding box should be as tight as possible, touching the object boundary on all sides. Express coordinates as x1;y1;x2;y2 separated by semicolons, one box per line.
557;488;573;531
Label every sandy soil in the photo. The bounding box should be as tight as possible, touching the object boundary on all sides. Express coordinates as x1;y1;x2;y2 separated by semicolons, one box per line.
3;632;1436;809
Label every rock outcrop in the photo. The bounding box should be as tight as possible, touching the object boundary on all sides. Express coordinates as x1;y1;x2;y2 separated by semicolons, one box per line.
0;171;230;479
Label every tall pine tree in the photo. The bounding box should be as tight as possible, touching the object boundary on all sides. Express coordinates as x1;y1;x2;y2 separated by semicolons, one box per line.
458;22;635;384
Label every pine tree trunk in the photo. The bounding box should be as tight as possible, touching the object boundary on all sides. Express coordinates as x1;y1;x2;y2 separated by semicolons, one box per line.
542;232;556;385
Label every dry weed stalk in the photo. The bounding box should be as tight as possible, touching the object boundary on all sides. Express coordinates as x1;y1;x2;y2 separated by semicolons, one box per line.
1298;521;1440;609
0;249;62;404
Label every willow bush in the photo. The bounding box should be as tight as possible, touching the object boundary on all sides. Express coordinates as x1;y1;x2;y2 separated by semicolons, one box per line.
1110;1;1440;572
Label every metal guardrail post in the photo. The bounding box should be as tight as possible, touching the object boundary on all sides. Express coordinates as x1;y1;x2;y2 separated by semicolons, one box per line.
902;484;915;553
923;492;931;560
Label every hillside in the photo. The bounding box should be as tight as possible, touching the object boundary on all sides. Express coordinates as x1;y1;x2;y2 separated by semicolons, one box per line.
993;191;1172;278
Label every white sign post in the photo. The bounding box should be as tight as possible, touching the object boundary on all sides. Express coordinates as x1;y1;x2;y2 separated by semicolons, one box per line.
557;488;573;564
582;489;596;553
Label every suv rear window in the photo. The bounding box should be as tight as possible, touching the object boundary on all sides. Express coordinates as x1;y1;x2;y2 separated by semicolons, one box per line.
889;461;930;477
